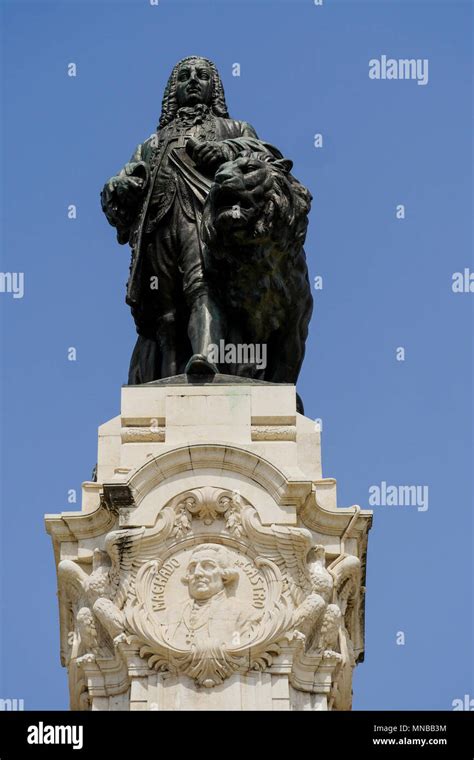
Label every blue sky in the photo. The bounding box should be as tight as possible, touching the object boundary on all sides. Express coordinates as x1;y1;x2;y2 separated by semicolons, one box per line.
0;0;472;710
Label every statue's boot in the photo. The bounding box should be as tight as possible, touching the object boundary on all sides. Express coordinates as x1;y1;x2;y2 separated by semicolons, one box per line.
186;292;222;376
185;354;218;376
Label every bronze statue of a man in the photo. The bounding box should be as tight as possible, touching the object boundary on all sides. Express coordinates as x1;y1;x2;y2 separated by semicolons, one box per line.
101;56;313;388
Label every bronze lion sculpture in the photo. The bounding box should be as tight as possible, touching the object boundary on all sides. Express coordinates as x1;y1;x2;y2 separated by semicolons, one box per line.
201;152;313;387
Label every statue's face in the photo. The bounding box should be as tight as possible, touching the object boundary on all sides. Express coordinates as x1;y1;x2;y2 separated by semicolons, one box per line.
176;59;213;107
186;550;225;600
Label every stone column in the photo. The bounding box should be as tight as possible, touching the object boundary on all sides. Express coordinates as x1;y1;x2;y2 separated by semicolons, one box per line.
45;377;371;711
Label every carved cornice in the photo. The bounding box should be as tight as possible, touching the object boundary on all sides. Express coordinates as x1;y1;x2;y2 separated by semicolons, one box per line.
45;508;117;543
299;486;372;538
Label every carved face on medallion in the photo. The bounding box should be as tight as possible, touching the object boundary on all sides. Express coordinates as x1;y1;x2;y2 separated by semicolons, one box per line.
155;543;261;650
182;545;238;601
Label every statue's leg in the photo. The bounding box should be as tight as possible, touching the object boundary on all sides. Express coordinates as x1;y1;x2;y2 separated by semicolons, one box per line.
178;215;224;374
157;309;178;377
187;290;223;361
148;227;180;378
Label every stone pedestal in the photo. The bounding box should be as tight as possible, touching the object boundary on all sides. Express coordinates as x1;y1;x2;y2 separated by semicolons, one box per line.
45;377;371;711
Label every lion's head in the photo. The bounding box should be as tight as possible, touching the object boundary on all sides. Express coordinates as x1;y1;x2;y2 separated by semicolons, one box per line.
202;153;311;252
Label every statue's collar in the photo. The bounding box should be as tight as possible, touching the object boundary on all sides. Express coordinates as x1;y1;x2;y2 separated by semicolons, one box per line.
175;103;211;124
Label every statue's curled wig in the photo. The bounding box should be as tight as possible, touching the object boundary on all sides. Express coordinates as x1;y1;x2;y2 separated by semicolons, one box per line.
158;56;229;130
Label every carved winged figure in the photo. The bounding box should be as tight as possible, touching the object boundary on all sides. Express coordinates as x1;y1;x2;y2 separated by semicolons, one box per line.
292;546;362;659
58;528;144;661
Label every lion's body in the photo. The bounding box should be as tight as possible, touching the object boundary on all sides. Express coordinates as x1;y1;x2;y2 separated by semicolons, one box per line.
202;153;313;384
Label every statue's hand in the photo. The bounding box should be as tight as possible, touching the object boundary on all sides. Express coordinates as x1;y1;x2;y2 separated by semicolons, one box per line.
106;174;146;204
101;169;147;243
187;140;229;172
